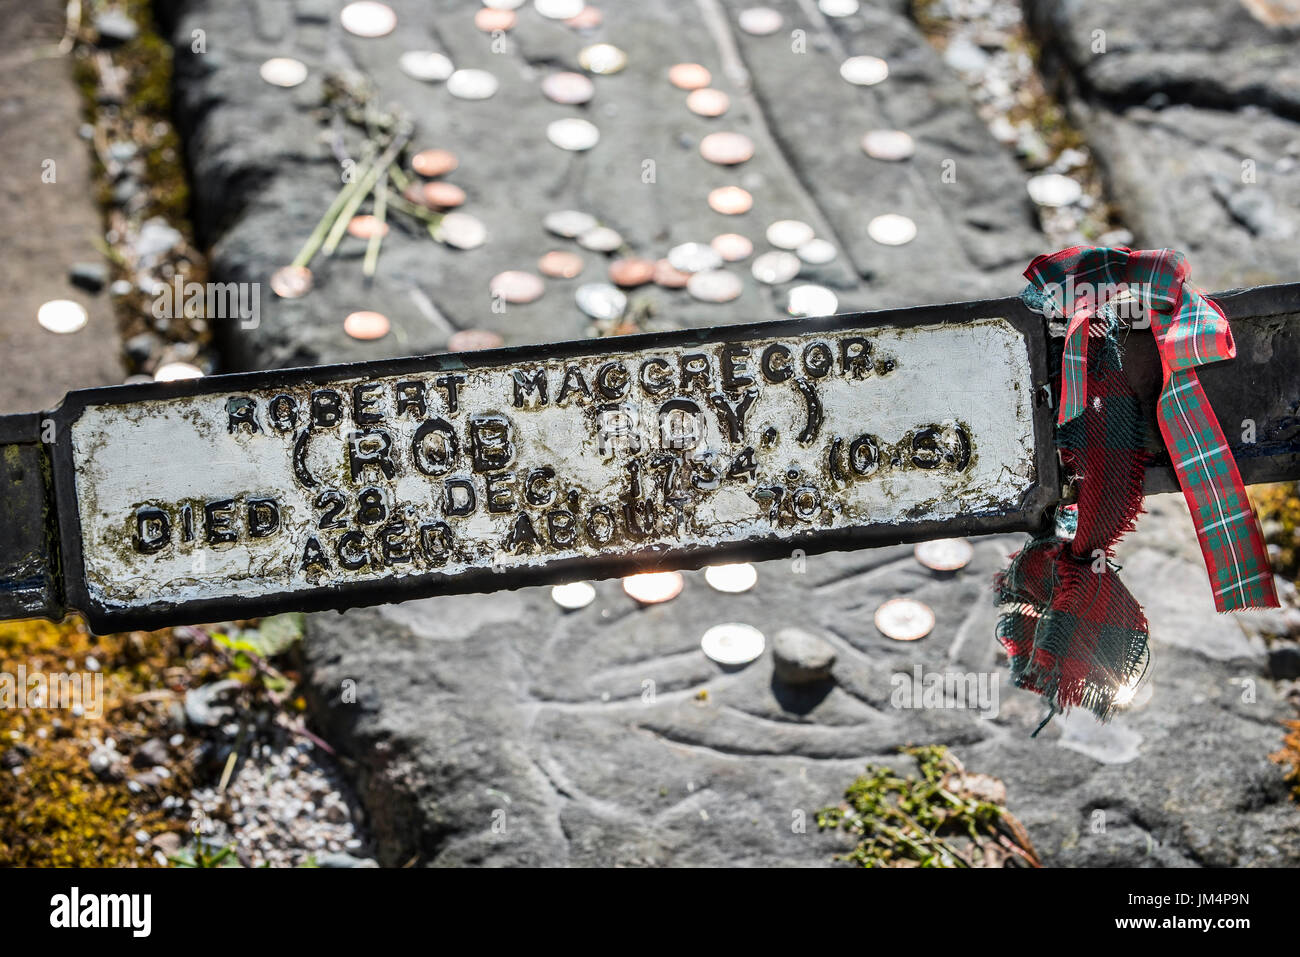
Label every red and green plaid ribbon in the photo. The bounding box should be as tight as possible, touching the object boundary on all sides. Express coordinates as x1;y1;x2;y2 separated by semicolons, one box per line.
1025;246;1278;613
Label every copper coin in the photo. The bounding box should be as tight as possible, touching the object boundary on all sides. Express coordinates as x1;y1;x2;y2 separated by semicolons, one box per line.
708;186;753;215
566;6;603;29
447;329;504;352
403;182;429;207
343;310;390;340
347;215;389;239
475;8;516;30
411;148;459;177
270;265;313;299
541;71;595;105
686;88;730;117
669;63;712;90
538;250;585;279
699;131;754;165
490;270;545;303
423;182;467;208
623;571;684;604
608;257;655;287
711;232;753;261
653;259;691;288
874;598;935;642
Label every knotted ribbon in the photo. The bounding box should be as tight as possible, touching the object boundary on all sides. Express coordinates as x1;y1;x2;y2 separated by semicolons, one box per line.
996;246;1277;728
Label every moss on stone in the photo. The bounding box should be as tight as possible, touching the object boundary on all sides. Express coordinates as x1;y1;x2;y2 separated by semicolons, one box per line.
818;744;1041;868
0;617;223;866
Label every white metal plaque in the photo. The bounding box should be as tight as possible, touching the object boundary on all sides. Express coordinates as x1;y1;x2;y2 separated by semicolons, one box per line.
55;311;1051;630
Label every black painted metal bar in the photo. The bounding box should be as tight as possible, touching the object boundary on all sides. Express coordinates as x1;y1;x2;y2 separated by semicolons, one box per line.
1;283;1296;633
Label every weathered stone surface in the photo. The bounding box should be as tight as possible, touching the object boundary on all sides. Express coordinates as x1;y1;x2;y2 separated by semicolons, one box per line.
1025;0;1300;290
163;0;1300;866
300;511;1300;866
1026;0;1300;117
0;0;123;414
162;0;1043;371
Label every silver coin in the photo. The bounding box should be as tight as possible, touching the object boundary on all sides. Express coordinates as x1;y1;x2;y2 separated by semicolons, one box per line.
544;209;598;237
541;71;595;104
340;1;396;37
577;225;623;252
861;129;915;161
154;361;205;382
259;57;308;88
751;250;801;284
738;7;783;35
914;537;974;572
874;598;934;642
575;282;627;320
547;117;600;151
1026;173;1083;208
796;238;837;264
818;0;860;16
435;212;488;249
534;0;584;17
551;581;596;610
447;69;499;100
787;284;838;317
840;55;889;86
667;242;723;274
867;213;917;246
400;51;454;82
37;299;88;334
578;43;628;75
765;219;815;250
703;563;757;594
687;269;743;303
700;622;765;666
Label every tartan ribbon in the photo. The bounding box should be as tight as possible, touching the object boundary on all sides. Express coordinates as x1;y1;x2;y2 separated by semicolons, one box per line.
1023;246;1278;613
995;326;1151;726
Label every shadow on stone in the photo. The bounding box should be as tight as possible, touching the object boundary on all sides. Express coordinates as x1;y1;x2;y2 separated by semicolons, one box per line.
770;675;835;716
